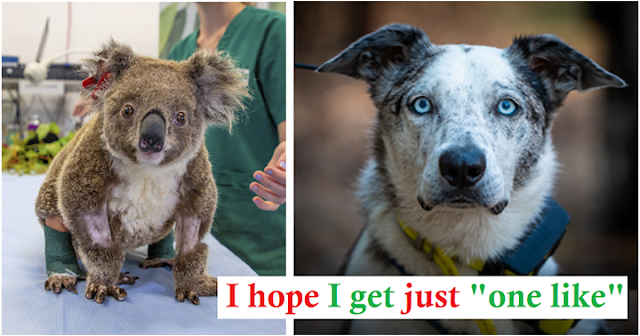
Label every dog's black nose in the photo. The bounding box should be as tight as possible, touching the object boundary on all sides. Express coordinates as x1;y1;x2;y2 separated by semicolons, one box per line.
439;146;486;188
139;111;165;153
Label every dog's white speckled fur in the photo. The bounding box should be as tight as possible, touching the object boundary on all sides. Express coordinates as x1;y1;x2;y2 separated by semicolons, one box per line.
318;24;626;334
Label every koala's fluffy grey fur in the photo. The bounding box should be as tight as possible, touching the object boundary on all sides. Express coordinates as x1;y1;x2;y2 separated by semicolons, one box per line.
35;40;248;304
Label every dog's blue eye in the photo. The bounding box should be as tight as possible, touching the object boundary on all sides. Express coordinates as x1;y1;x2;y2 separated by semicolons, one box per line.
412;97;432;114
497;99;517;115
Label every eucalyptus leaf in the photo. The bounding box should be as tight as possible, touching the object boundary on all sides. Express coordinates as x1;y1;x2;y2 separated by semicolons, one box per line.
44;142;62;157
25;151;39;159
34;162;48;174
49;123;60;135
2;127;75;174
36;124;51;140
8;145;21;156
37;144;49;156
9;133;23;146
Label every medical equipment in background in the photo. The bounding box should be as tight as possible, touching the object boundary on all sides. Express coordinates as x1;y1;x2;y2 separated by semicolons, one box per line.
22;18;92;84
2;17;89;128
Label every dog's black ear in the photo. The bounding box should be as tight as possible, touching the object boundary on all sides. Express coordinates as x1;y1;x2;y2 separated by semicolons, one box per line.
507;34;626;104
316;24;430;82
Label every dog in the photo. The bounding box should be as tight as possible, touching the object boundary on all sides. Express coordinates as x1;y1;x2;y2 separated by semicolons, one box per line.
316;24;625;334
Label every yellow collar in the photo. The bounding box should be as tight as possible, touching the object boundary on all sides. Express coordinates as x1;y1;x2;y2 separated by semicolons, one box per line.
395;214;575;335
396;214;485;274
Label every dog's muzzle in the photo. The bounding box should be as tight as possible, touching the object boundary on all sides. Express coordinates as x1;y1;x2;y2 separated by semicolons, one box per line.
415;145;509;215
438;145;486;188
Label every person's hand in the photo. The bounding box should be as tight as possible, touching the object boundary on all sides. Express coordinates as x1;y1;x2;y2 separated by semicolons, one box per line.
250;141;286;211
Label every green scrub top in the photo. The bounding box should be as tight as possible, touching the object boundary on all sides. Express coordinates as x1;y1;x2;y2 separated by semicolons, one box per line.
167;6;285;276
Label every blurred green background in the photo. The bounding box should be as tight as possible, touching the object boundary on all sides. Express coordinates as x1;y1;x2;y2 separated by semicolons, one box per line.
160;2;285;59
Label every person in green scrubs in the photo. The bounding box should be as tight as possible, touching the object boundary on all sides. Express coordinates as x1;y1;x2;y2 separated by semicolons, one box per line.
147;2;287;276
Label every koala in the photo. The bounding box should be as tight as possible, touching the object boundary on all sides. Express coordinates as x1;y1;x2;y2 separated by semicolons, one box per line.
35;40;248;304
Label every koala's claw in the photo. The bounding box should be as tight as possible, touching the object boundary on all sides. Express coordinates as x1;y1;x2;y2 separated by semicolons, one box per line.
118;272;139;285
108;287;127;302
85;282;127;303
176;290;200;305
139;258;174;269
64;282;77;294
45;275;78;294
175;276;217;305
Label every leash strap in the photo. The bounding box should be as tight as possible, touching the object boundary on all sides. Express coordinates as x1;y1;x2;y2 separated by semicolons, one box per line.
394;198;573;335
294;63;319;70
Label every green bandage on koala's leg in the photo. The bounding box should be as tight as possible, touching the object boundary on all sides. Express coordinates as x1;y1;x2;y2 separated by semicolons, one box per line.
44;225;85;277
147;231;176;259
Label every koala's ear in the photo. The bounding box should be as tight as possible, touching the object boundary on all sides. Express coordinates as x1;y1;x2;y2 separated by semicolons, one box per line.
93;39;135;77
507;35;626;105
316;24;431;82
185;50;249;130
79;39;135;101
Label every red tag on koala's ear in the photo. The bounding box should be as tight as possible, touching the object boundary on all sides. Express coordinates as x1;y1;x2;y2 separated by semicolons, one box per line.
82;76;97;88
89;72;113;100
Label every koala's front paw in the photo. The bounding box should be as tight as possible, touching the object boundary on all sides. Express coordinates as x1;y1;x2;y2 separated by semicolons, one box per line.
175;289;201;305
175;275;217;305
198;275;218;296
85;282;127;303
45;274;81;294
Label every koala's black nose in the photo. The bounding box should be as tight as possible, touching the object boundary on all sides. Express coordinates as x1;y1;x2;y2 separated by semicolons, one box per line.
139;111;165;153
439;146;486;188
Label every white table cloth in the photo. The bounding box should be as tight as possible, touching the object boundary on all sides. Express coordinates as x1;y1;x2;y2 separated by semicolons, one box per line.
2;173;285;334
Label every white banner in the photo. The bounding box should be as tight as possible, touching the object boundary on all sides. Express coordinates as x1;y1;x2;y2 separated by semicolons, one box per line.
218;276;628;320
